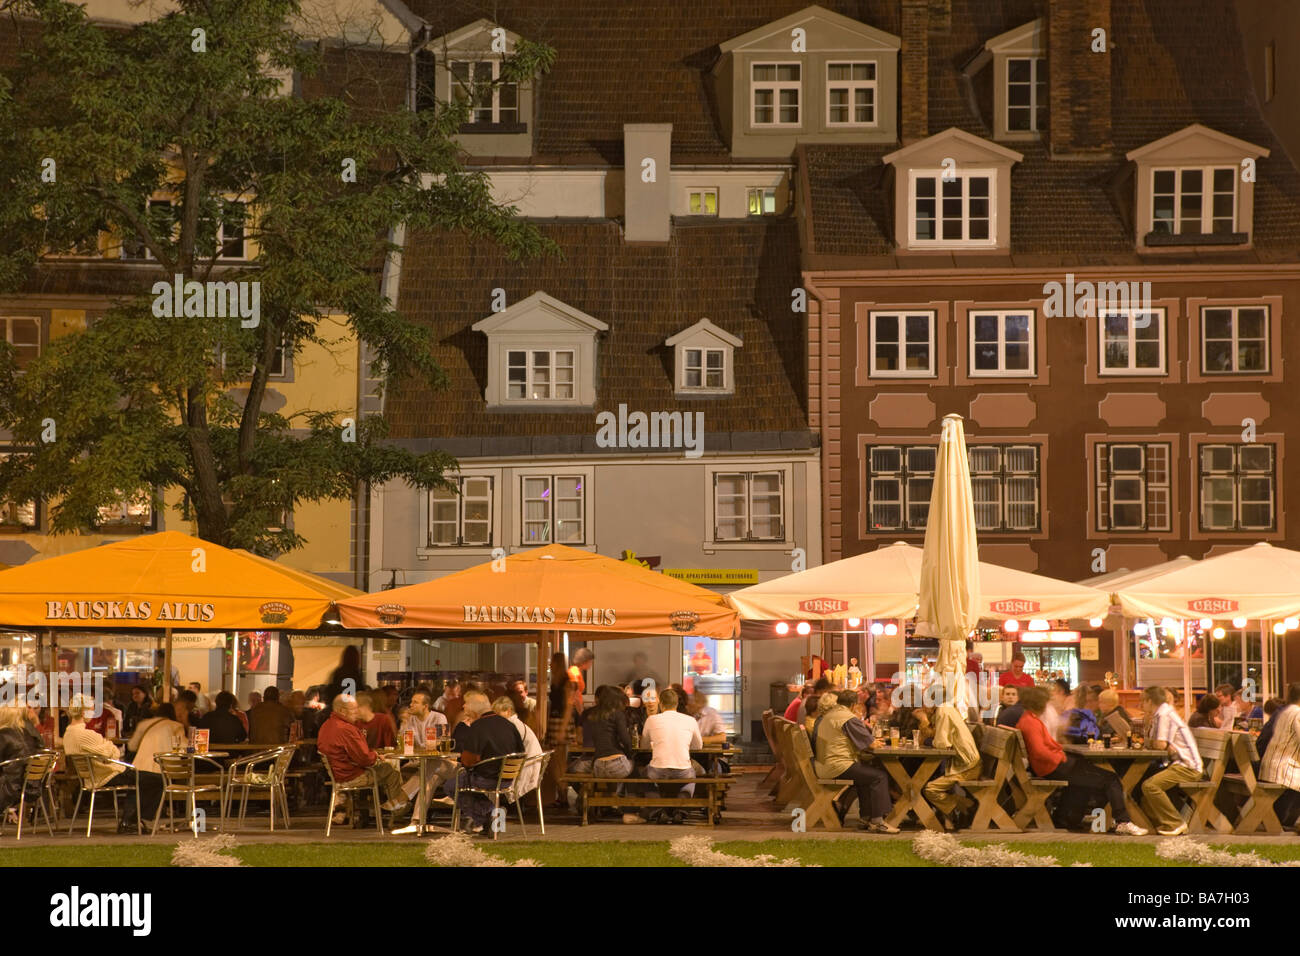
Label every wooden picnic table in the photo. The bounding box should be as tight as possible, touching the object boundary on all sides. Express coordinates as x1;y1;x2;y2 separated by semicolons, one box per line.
1061;744;1164;831
866;743;958;832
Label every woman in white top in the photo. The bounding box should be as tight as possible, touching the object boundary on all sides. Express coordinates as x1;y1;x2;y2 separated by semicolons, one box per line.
128;703;186;774
492;696;544;796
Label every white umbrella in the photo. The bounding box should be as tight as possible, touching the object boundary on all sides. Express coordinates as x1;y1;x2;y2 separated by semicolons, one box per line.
916;414;980;712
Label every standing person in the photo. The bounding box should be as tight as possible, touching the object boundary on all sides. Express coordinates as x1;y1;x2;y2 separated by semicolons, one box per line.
1138;685;1205;836
544;652;580;809
248;686;294;745
127;703;186;774
399;690;447;746
812;689;898;833
997;651;1036;689
1260;682;1300;829
639;687;701;823
1016;686;1146;835
326;646;363;703
569;647;594;697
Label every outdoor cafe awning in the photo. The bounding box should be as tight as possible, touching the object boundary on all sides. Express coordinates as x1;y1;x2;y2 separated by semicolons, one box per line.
0;530;351;631
337;543;739;640
1114;542;1300;621
727;541;1109;626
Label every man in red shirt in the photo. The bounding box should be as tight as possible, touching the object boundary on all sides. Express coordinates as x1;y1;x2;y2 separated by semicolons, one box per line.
318;695;409;820
1016;686;1144;835
784;682;812;722
998;650;1036;688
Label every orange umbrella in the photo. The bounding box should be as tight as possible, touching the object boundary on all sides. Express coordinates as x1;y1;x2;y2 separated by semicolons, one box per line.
337;543;738;640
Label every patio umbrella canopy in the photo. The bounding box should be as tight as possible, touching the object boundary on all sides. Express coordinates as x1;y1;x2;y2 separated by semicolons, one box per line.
916;414;980;711
337;543;739;640
0;530;349;631
1114;542;1300;621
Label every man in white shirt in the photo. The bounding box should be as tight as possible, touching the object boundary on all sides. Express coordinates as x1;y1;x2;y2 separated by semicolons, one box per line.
687;690;726;744
1045;679;1069;742
1260;682;1300;829
1214;683;1238;728
400;690;448;746
63;695;163;832
640;687;702;802
1139;685;1205;836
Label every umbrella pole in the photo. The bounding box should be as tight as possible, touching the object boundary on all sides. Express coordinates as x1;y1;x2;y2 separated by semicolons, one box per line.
163;627;174;703
1181;619;1192;720
48;629;58;745
536;630;549;733
1261;619;1271;702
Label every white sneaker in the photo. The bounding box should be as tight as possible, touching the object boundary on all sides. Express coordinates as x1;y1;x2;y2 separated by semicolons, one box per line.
380;798;409;812
1157;822;1188;836
1114;821;1148;836
622;813;647;824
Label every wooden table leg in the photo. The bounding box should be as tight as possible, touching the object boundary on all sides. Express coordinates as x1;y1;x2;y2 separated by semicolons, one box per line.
881;757;944;830
1111;758;1156;832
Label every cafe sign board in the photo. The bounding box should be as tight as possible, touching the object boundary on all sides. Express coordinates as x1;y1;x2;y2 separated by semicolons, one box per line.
662;569;759;586
1187;598;1239;615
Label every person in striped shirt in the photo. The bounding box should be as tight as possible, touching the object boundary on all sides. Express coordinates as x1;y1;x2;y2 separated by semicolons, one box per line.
1259;682;1300;829
1138;686;1204;836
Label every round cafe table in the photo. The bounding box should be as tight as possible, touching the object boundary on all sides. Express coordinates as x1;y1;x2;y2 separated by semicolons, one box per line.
378;747;459;836
155;751;230;834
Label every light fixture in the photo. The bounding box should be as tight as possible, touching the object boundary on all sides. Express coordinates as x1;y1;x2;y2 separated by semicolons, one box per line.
1160;617;1176;631
848;618;861;628
774;622;789;636
796;621;812;636
1232;617;1248;628
1088;618;1104;628
1212;627;1225;639
1027;619;1049;632
1286;617;1300;631
1133;622;1149;636
869;622;884;636
1273;621;1287;635
1003;619;1020;633
1199;618;1213;629
884;623;898;636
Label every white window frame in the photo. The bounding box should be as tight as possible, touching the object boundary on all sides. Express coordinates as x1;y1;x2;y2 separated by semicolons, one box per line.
1;316;41;372
750;62;801;127
747;187;777;216
908;169;996;247
866;444;935;532
968;444;1041;532
869;443;1039;533
686;188;719;216
449;59;519;125
94;490;157;532
0;450;38;530
826;61;877;127
1095;442;1172;533
868;310;936;378
427;475;495;548
217;201;248;260
681;346;727;391
1150;166;1237;236
1005;56;1046;132
712;471;785;542
1200;305;1270;374
1099;308;1166;375
968;310;1035;377
1198;443;1275;532
505;348;577;403
519;472;588;546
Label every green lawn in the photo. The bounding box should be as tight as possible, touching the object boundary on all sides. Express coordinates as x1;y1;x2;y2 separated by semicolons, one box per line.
4;838;1300;867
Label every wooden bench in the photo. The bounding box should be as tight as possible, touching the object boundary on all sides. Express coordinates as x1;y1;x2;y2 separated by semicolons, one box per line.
770;718;811;810
1223;732;1286;835
964;725;1021;832
760;709;785;795
1008;729;1067;830
560;773;734;826
1185;729;1234;834
785;721;851;830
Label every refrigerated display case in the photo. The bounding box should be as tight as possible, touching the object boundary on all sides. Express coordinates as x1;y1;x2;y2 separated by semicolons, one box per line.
682;636;741;734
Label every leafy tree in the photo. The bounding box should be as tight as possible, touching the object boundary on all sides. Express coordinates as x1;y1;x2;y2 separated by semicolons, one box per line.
0;0;555;552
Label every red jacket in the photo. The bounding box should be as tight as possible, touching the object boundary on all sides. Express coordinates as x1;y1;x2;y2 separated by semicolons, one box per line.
317;712;377;782
1016;711;1065;776
999;670;1035;688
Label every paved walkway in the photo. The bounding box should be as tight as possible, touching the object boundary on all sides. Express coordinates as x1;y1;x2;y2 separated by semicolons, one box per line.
9;767;1299;847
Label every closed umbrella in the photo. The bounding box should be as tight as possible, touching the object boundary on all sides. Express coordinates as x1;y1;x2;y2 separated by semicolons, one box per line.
916;414;980;712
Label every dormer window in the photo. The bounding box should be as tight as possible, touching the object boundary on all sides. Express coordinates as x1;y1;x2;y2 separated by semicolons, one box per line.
450;60;518;126
473;292;606;409
1127;126;1267;250
665;319;741;395
752;63;801;126
911;170;992;244
826;62;875;126
1151;167;1237;237
1006;57;1046;132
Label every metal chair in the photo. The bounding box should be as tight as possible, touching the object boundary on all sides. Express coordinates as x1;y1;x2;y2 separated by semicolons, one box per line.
224;746;295;831
452;752;527;840
67;753;141;836
0;751;59;839
506;750;553;837
153;752;227;838
320;752;385;837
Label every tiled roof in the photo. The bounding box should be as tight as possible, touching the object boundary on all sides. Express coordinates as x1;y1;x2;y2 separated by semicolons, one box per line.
385;218;810;441
803;0;1300;261
406;0;900;162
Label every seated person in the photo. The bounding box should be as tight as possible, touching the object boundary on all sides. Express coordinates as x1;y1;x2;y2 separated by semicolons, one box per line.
493;696;543;796
812;689;898;834
639;687;701;820
1260;682;1300;827
1098;689;1133;737
449;692;523;835
687;690;727;746
1045;679;1070;742
1187;693;1222;729
317;695;408;826
247;686;295;745
1016;686;1145;835
62;695;163;832
128;703;186;775
922;702;982;831
357;691;397;750
1234;687;1264;724
197;691;248;746
995;685;1023;728
1138;685;1205;836
399;690;448;746
1063;685;1103;743
0;706;37;819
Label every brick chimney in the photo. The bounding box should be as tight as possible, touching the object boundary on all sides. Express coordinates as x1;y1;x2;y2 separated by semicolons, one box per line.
624;123;672;243
1048;0;1113;157
900;0;929;143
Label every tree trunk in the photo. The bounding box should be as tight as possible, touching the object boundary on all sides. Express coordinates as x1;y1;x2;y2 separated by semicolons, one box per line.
185;384;230;545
